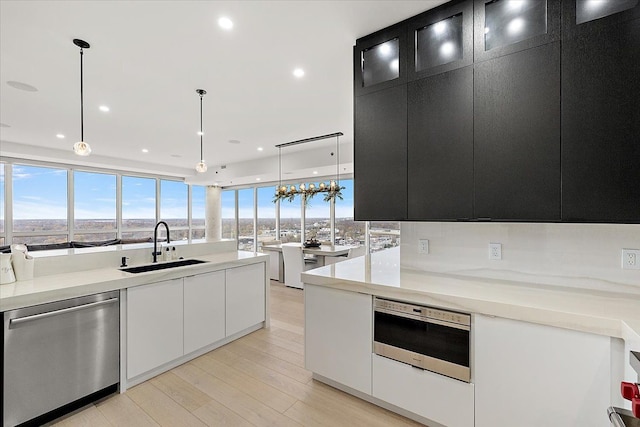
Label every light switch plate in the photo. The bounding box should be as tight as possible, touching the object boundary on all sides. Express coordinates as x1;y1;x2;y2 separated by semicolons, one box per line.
489;243;502;260
418;239;429;254
622;249;640;270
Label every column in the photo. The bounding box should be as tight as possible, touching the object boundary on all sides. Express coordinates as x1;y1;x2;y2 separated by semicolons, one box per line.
205;185;222;241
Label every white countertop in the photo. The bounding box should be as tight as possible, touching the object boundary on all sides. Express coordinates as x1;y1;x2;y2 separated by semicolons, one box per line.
301;247;640;342
1;251;268;312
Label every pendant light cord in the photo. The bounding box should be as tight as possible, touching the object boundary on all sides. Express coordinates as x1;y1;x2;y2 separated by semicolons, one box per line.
199;93;204;161
80;47;84;142
336;134;340;185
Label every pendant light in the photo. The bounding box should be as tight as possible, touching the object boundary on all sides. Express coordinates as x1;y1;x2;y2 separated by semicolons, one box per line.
73;39;91;156
195;89;207;173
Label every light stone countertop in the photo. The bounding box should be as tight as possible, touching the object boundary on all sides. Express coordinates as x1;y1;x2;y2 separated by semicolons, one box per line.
301;247;640;342
1;251;268;312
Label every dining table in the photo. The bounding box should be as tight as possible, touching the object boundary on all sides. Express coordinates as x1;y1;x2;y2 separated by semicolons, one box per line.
261;243;351;282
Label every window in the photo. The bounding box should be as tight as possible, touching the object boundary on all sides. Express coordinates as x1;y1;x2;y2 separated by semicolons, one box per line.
238;188;254;251
73;171;117;242
335;179;366;247
305;190;330;243
0;163;4;245
257;186;276;246
122;175;156;242
191;185;206;241
221;189;236;239
279;184;301;243
12;164;68;245
369;221;400;252
160;179;188;241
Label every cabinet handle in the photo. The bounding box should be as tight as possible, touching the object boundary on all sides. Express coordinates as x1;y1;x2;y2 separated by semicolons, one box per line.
9;298;119;326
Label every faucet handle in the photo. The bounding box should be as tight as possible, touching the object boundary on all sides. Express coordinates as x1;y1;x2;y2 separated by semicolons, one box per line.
120;256;129;267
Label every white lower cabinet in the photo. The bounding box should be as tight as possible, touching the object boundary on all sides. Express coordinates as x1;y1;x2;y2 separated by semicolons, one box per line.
474;314;611;427
126;261;267;382
304;284;372;394
127;278;184;379
226;263;265;336
184;271;226;354
373;355;474;427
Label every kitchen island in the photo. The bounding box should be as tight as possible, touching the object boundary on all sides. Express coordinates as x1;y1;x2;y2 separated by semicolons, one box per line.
302;247;640;427
2;243;269;426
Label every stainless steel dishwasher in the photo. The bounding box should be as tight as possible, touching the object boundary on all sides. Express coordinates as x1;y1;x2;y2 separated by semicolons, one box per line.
3;291;119;427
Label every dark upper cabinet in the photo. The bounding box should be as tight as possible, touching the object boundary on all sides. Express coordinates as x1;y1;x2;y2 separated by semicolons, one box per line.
354;23;408;96
408;66;473;220
407;0;473;81
354;85;407;220
561;1;640;223
474;42;561;221
473;0;561;63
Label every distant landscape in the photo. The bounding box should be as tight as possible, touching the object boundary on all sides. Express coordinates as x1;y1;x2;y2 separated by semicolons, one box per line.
3;218;399;252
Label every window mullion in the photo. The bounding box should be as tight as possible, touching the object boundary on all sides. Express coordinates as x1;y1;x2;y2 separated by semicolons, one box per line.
5;163;13;244
68;168;74;242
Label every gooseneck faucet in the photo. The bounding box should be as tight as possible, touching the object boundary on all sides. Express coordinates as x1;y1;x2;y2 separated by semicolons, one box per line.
153;221;171;263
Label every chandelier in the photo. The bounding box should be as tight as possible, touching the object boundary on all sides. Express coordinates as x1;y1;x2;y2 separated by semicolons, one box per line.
273;132;345;203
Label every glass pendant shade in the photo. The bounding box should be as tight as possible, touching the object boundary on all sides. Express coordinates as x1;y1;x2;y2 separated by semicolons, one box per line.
195;161;207;173
73;141;91;156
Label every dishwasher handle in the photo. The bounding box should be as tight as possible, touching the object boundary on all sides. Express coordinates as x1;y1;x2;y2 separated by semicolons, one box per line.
9;297;119;326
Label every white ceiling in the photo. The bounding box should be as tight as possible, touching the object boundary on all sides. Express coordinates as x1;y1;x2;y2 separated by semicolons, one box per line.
0;0;445;184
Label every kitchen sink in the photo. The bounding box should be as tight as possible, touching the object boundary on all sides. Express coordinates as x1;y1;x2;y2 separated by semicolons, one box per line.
120;259;207;274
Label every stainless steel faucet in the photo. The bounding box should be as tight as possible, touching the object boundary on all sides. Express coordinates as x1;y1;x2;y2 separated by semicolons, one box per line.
153;221;171;263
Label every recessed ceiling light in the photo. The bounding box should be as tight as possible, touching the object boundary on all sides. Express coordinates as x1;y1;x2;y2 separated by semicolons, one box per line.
197;131;204;136
218;17;233;30
256;177;261;181
257;147;263;151
293;68;305;78
228;139;241;144
313;171;318;175
56;134;65;139
99;105;110;112
7;81;38;92
142;148;149;153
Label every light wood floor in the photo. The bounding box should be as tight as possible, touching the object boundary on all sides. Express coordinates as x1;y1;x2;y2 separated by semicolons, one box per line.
51;281;423;427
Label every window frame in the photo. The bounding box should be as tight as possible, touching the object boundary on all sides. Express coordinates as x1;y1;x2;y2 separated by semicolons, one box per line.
0;157;206;248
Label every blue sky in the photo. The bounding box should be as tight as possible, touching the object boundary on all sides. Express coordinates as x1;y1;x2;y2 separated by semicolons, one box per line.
5;164;350;222
9;165;206;221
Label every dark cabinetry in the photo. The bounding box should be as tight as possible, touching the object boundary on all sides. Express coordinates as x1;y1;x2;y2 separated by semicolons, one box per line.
354;24;407;96
408;66;473;220
354;85;407;220
474;42;561;221
473;0;561;62
561;2;640;222
354;0;640;223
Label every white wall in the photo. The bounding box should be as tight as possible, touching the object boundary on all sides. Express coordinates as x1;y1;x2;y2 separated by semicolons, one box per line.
401;222;640;290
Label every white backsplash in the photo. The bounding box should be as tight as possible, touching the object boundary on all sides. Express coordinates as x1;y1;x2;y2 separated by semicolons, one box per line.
401;222;640;288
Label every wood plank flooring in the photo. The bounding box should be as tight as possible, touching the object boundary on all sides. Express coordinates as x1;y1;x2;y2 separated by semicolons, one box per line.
51;282;424;427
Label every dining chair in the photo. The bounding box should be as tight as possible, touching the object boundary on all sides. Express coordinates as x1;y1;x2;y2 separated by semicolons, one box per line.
281;243;305;289
347;245;367;259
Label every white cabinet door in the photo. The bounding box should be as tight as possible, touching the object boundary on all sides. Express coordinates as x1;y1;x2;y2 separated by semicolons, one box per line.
127;278;183;379
184;271;226;355
474;315;611;427
225;263;266;336
373;355;474;427
305;284;372;395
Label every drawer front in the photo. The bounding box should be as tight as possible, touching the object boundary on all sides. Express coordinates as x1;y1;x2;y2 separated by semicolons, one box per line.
373;354;474;427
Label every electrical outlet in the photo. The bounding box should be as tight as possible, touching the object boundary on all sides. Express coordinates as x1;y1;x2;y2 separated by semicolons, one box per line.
489;243;502;260
418;239;429;254
622;249;640;270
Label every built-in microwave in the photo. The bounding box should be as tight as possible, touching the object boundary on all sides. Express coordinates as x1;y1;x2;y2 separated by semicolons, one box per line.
373;297;471;382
